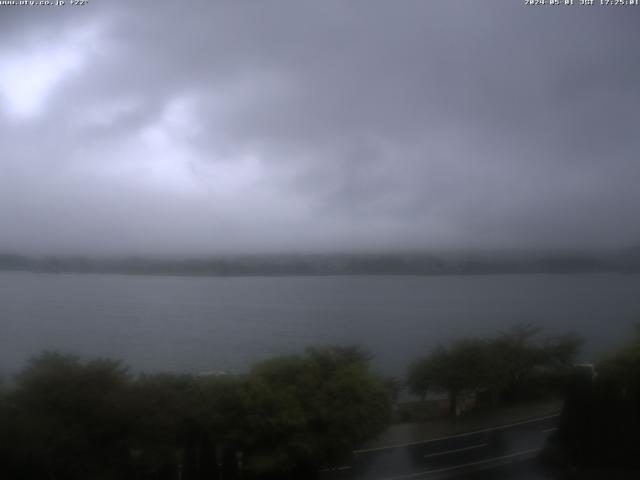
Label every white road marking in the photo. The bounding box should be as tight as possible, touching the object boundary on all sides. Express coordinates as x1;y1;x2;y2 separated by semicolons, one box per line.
542;427;557;433
354;414;560;454
423;443;488;459
319;465;351;472
375;448;541;480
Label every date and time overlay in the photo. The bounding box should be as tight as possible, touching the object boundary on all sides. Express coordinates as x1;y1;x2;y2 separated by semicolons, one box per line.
0;0;87;6
1;0;640;8
526;0;640;6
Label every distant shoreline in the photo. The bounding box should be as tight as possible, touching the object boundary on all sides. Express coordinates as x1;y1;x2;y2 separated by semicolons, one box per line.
2;269;640;278
1;250;639;278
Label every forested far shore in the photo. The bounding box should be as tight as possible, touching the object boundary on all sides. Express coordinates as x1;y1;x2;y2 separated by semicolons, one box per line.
1;248;640;277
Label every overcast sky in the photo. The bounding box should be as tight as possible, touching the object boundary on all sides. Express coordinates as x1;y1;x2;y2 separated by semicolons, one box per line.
1;1;639;255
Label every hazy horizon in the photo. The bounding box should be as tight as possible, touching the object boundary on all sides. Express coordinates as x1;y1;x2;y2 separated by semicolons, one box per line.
2;244;639;260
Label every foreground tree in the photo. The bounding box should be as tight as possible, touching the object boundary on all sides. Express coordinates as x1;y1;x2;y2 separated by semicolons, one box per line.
408;327;582;416
1;347;392;480
408;339;492;417
490;325;582;402
11;352;133;480
239;346;392;478
126;372;246;480
554;326;640;470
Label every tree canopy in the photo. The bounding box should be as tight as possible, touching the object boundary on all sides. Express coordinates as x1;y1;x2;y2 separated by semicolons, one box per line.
241;346;392;477
407;326;581;415
0;347;392;480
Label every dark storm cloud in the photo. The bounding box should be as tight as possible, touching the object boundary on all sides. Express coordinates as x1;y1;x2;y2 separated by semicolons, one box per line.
1;0;639;254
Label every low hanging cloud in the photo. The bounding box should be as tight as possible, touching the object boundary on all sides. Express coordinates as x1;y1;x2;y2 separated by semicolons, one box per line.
1;1;639;255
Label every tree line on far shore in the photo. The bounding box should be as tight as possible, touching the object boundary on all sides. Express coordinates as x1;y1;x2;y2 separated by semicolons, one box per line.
2;248;640;277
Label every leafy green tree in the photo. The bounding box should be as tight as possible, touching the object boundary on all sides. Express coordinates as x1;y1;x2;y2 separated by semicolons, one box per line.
239;346;392;478
490;325;581;402
128;373;198;479
409;339;492;417
408;327;581;416
118;371;247;480
0;378;19;474
2;347;392;479
186;374;247;479
12;352;133;480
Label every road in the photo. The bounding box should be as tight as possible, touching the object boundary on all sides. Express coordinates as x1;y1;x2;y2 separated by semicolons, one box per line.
320;414;560;480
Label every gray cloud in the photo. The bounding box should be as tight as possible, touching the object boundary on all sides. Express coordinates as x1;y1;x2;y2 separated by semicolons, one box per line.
1;0;639;255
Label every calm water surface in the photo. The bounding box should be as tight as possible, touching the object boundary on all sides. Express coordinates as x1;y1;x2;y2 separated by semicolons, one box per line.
1;272;639;377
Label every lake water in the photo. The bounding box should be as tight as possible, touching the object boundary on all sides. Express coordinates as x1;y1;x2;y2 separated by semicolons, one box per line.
1;272;638;378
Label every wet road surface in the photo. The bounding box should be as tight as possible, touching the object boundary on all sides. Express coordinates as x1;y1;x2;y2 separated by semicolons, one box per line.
321;414;560;480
